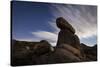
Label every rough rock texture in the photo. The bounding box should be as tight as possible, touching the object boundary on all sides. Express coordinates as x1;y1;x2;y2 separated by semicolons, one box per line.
58;44;82;59
56;17;80;49
11;40;54;66
80;43;97;61
36;47;81;64
11;40;97;66
33;40;53;56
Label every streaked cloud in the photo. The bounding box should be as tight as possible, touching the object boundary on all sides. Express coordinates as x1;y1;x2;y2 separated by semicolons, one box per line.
49;4;97;39
16;4;97;46
31;31;58;46
31;4;97;46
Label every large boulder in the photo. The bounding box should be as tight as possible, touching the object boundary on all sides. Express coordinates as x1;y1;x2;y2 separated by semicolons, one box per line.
33;40;54;56
56;17;80;49
56;17;75;34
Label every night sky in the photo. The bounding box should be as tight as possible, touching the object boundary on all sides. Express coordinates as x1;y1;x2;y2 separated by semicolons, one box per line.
12;1;97;46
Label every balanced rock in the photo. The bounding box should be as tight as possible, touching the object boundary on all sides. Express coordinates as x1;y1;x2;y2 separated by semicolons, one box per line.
56;17;75;34
56;17;80;49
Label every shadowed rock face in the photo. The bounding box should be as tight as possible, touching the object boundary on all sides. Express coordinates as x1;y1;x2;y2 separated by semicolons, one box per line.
56;17;80;50
36;47;81;64
80;43;97;61
33;40;53;56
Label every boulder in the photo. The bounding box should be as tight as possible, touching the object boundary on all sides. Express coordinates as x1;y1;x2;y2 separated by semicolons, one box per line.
56;17;75;34
56;17;80;49
33;40;53;56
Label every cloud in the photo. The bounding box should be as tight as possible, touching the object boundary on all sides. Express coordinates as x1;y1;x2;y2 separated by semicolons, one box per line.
49;4;97;39
26;4;97;46
14;38;41;42
15;31;58;46
48;21;60;34
31;4;97;46
32;31;58;46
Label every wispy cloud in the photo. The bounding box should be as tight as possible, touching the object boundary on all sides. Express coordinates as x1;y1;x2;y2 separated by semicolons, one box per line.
18;4;97;46
31;31;58;46
51;4;97;39
49;4;97;39
31;4;97;46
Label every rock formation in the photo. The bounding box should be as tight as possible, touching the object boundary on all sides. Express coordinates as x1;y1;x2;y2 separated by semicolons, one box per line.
11;17;97;66
80;43;97;61
56;17;80;50
33;40;54;56
33;17;82;64
56;17;75;34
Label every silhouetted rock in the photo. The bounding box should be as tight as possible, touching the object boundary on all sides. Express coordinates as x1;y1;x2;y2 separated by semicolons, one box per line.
80;43;97;61
56;17;80;49
36;47;81;64
11;40;39;66
33;40;54;56
11;40;54;66
56;17;75;34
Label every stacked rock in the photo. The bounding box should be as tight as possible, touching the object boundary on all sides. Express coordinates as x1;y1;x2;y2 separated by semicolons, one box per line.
56;17;80;50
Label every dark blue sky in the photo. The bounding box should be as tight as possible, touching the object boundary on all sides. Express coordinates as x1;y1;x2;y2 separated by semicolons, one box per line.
12;1;54;39
12;1;97;46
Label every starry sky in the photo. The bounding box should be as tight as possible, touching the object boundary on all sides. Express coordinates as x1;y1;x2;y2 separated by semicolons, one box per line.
12;1;97;46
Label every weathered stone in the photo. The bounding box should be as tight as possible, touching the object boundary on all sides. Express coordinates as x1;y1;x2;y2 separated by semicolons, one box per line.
57;29;80;49
80;43;97;61
72;35;80;49
36;47;81;64
56;17;75;34
58;44;82;59
33;40;53;56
